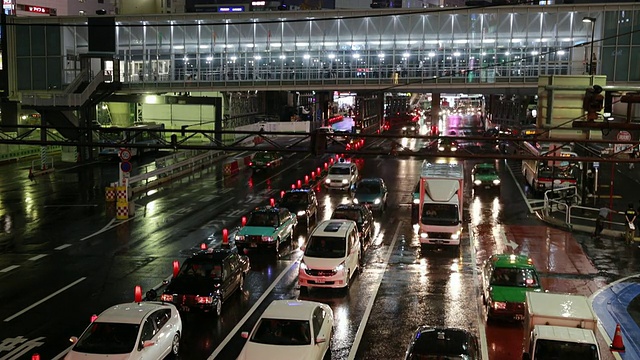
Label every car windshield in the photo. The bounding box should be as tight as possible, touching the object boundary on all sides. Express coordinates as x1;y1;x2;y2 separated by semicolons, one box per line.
329;166;351;175
534;340;599;360
247;212;279;227
250;318;311;346
281;192;308;205
254;153;274;161
474;167;497;175
421;204;460;226
355;182;381;195
305;236;346;258
490;267;539;287
177;259;223;279
332;209;363;224
73;322;139;354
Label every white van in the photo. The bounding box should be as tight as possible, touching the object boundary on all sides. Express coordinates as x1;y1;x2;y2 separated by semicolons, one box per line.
299;220;361;292
324;160;359;191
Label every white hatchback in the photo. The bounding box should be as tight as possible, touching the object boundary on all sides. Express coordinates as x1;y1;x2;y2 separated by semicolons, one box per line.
65;301;182;360
237;299;334;360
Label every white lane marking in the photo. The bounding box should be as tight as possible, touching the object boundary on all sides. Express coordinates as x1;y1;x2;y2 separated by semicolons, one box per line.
347;221;403;360
469;224;490;360
28;254;47;261
208;259;301;360
54;244;71;250
0;265;20;273
4;277;86;322
80;219;116;241
505;160;533;214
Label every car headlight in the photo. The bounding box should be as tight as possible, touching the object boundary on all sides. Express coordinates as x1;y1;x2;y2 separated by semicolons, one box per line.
300;261;307;270
262;236;274;242
235;235;245;241
493;179;501;185
411;127;416;131
450;232;460;240
474;179;482;186
374;198;381;205
196;296;214;304
402;127;407;131
493;301;507;310
297;210;306;216
420;233;428;238
353;198;359;204
451;147;457;152
438;146;445;151
334;263;345;272
413;198;420;204
325;178;331;184
160;294;173;302
342;179;348;184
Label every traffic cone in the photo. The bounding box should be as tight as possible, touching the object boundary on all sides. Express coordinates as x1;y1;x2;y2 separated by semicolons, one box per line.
610;323;625;352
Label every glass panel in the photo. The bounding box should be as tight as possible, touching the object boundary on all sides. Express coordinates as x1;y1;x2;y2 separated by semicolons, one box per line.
46;27;61;56
17;58;32;90
48;57;62;89
629;47;640;80
31;26;46;56
618;10;632;46
603;11;618;46
16;26;30;57
614;46;629;82
32;58;47;89
601;46;616;79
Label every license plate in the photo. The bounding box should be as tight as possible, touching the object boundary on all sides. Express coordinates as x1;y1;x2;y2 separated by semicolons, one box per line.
484;186;491;189
315;278;325;284
514;314;524;321
250;243;257;248
180;306;190;312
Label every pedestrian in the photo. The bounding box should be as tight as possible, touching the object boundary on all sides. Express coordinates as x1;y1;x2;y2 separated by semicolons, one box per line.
594;204;615;239
624;203;637;244
586;167;595;196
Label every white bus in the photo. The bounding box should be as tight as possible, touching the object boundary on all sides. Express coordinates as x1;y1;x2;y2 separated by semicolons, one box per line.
98;122;165;158
521;141;578;194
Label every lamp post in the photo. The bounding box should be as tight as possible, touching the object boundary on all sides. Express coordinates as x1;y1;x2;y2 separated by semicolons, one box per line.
583;16;596;75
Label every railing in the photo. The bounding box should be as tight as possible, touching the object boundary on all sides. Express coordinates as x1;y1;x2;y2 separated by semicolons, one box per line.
63;70;90;94
22;71;111;107
542;186;579;220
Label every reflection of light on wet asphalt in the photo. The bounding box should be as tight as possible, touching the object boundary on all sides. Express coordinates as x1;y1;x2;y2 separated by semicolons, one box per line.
372;222;384;246
322;195;333;222
332;305;350;344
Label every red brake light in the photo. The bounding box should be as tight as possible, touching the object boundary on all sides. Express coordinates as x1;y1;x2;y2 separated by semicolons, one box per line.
249;162;253;166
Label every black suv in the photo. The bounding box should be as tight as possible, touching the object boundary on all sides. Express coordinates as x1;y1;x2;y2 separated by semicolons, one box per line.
278;188;318;226
159;248;250;316
331;204;374;244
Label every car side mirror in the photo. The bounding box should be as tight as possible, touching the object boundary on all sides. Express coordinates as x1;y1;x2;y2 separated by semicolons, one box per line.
69;336;79;344
143;340;155;348
315;335;327;344
241;331;249;339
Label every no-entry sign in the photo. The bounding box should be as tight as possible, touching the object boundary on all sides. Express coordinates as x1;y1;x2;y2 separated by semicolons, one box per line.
615;131;633;154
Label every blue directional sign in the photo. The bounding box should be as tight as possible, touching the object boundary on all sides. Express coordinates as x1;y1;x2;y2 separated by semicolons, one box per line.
120;161;132;173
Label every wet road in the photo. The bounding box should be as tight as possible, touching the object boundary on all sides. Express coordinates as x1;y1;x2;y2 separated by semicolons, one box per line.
0;129;638;360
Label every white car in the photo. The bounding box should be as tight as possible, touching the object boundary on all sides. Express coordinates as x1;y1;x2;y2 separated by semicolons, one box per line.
324;160;359;191
65;301;182;360
237;299;334;360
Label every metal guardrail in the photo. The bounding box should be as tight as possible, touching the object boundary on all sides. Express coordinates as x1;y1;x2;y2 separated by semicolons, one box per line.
128;149;227;196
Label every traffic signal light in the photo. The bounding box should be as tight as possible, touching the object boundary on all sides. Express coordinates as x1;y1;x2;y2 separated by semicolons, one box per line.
310;130;326;156
582;85;604;121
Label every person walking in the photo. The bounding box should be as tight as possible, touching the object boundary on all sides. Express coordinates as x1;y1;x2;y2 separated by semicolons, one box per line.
594;204;615;239
624;203;637;244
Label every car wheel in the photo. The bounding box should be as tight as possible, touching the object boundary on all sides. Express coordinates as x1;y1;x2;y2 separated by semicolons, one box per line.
344;270;351;291
170;333;180;357
215;299;222;317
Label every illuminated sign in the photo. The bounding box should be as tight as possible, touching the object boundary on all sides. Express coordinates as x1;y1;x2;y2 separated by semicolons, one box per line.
251;0;265;5
218;6;244;12
17;3;56;15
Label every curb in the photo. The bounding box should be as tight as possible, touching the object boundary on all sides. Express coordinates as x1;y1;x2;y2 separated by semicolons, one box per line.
535;211;624;240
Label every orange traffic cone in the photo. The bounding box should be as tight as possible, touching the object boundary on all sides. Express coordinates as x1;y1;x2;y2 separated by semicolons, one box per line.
610;323;625;352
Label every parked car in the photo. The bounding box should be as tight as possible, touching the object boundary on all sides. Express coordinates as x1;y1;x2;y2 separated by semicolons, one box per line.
159;248;250;316
437;137;458;152
472;162;501;192
352;178;388;213
482;254;543;322
237;299;334;360
279;188;318;226
235;206;297;255
250;151;283;171
66;301;182;360
404;326;480;360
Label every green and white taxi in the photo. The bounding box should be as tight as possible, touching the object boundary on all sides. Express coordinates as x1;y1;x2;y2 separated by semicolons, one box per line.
482;254;543;322
249;151;282;171
235;206;297;255
472;162;501;192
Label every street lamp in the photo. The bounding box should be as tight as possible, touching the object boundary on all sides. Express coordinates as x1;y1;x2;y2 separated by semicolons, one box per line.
583;16;596;75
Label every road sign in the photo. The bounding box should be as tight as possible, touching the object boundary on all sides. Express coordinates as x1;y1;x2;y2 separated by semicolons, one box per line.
118;148;132;161
593;161;600;168
120;161;132;173
614;130;634;154
617;130;632;142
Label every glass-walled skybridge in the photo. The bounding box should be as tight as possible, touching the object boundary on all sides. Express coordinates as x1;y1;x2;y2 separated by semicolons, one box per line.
9;3;640;96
